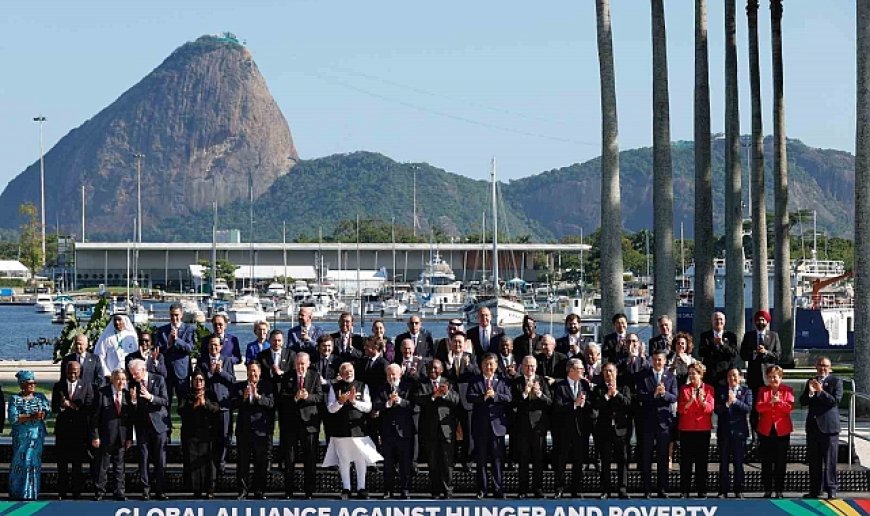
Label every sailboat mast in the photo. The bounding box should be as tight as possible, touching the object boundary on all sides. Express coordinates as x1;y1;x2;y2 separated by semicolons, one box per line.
491;158;499;294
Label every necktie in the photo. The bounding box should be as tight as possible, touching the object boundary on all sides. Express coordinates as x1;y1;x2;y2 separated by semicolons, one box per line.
78;354;83;364
486;378;492;391
69;382;75;396
483;328;489;345
115;392;121;415
758;332;764;345
454;357;461;375
432;380;438;392
655;372;661;385
298;374;304;387
571;381;578;398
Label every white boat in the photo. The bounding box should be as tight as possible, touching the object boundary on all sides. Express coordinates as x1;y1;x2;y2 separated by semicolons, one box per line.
34;293;54;313
412;252;465;311
266;282;287;298
181;298;206;324
623;295;653;325
226;295;268;324
292;281;311;303
213;279;232;298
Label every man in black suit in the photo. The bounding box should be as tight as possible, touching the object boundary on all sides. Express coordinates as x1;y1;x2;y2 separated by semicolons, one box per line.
356;338;389;393
714;367;753;498
495;336;519;380
799;356;843;499
234;362;275;500
442;331;479;470
698;311;740;388
556;313;586;358
513;315;542;359
197;334;236;475
200;313;242;364
552;358;591;498
155;302;196;406
511;355;551;499
394;337;426;382
467;354;512;499
413;359;459;499
128;358;171;500
53;361;95;500
91;368;134;501
60;333;104;390
395;315;436;359
125;330;167;379
332;311;365;361
534;334;568;387
648;315;674;355
374;364;417;499
636;350;678;498
287;305;325;354
278;352;323;499
590;362;633;499
602;313;630;365
313;335;339;441
467;307;504;360
257;329;297;391
739;310;781;431
434;318;464;362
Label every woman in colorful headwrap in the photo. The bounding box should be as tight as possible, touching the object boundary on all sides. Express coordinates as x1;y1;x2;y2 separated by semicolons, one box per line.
7;370;51;500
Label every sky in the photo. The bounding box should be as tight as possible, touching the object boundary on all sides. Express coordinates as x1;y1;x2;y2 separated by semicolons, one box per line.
0;1;857;190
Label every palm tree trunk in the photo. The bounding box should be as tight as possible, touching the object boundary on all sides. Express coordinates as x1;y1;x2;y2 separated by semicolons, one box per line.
651;0;676;325
747;0;769;313
596;0;625;328
694;0;715;345
854;0;870;395
771;0;793;365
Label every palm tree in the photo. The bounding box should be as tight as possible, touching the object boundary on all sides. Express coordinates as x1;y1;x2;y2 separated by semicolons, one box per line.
771;0;793;365
854;0;870;395
747;0;769;314
724;0;745;338
596;0;624;328
651;0;676;326
694;0;714;344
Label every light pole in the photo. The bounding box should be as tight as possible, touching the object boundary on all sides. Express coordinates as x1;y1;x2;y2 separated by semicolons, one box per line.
33;115;46;267
133;153;144;243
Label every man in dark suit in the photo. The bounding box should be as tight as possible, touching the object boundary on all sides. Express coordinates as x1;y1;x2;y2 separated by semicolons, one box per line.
356;338;389;394
511;355;551;499
601;313;629;364
234;362;275;500
495;336;519;380
53;361;95;500
552;357;591;498
636;350;678;498
467;307;505;360
534;334;568;386
513;315;542;359
413;359;460;499
698;311;740;388
467;353;512;499
739;310;781;431
442;331;479;470
60;333;104;390
799;356;843;499
257;329;297;391
197;334;236;475
556;313;586;358
125;330;167;379
314;334;340;384
590;362;633;499
332;312;366;360
648;315;674;355
714;367;753;498
394;315;436;359
374;364;417;499
91;368;134;501
200;313;242;364
155;302;196;405
287;305;324;354
278;352;323;499
434;318;464;362
394;337;426;382
128;358;171;500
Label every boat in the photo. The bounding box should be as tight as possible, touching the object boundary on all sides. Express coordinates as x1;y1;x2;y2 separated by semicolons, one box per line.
180;298;206;324
34;293;54;313
412;252;465;311
292;281;311;303
212;279;232;298
623;295;653;325
52;300;97;324
226;295;268;324
266;282;287;298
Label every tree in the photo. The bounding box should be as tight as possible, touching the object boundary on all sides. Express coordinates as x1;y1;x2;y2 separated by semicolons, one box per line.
596;0;625;328
747;0;769;313
651;0;677;325
18;203;42;280
724;0;745;338
771;0;793;365
197;259;239;286
694;0;715;344
856;0;870;397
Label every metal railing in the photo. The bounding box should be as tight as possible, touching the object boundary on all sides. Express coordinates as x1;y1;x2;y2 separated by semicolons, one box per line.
844;378;870;466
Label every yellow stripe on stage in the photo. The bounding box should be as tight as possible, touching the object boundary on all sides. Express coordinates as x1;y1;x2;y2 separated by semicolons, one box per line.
826;499;867;516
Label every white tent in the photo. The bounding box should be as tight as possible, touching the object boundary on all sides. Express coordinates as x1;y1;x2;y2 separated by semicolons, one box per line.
0;260;31;280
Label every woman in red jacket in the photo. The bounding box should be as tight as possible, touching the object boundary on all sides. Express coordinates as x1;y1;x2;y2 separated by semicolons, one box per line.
755;365;793;499
678;362;715;498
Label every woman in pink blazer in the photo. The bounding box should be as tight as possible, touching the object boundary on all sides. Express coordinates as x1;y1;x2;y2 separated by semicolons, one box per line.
678;362;715;498
755;365;794;499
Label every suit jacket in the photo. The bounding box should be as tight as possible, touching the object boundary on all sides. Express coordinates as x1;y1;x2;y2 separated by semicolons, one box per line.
52;379;95;448
257;347;297;392
534;351;568;381
739;330;781;391
155;322;196;380
552;377;592;437
124;350;168;379
799;374;842;434
698;330;740;386
648;334;673;356
635;367;678;430
714;384;753;438
60;351;104;389
313;353;339;384
233;380;276;438
287;324;324;353
495;353;519;379
395;330;435;358
510;374;552;434
200;332;242;365
413;378;459;441
394;355;428;382
467;374;512;437
356;355;389;392
590;380;633;437
244;339;270;365
373;379;417;439
466;324;505;358
756;385;794;436
513;334;542;360
130;373;170;435
197;354;237;410
676;383;715;431
332;332;364;362
555;334;586;358
602;332;628;364
90;385;133;448
442;352;479;411
278;368;323;434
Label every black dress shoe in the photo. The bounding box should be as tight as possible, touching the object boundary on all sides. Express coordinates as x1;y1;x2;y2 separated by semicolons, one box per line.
680;493;689;499
494;492;505;499
643;492;652;499
400;492;410;500
717;493;727;499
774;492;784;499
827;491;838;500
93;494;103;501
382;493;392;500
284;494;294;500
253;492;266;500
57;495;65;501
142;492;151;501
803;493;820;499
618;491;629;499
517;493;527;500
735;493;745;499
697;493;707;499
599;493;610;500
657;492;669;499
156;493;168;501
206;492;215;500
476;491;486;500
341;490;350;500
357;490;369;500
763;492;772;498
438;493;447;500
532;491;544;498
113;494;127;501
553;490;564;499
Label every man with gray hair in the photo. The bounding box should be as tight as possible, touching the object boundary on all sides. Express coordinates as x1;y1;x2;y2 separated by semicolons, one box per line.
127;358;170;500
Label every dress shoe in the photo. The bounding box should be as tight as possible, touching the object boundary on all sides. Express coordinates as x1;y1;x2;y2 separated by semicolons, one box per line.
113;494;127;501
553;490;564;500
599;493;610;500
357;490;369;500
477;491;486;500
494;492;505;499
618;490;629;499
680;493;689;499
206;492;215;500
657;492;669;499
533;491;544;499
735;492;744;499
517;493;527;500
142;492;151;501
763;492;772;499
341;490;350;500
382;493;392;500
774;492;784;499
400;492;410;500
93;494;104;501
803;492;820;499
304;494;313;500
827;491;838;500
156;493;168;501
438;493;447;500
253;492;266;500
697;493;707;499
643;492;652;499
716;493;727;499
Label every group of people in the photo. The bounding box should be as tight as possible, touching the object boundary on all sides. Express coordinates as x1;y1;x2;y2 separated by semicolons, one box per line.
1;304;844;502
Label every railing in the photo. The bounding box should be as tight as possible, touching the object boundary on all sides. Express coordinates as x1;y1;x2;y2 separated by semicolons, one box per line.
843;378;870;466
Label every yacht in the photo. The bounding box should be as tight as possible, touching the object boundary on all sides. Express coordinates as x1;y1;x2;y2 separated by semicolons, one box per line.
34;293;54;313
226;295;268;324
412;252;465;311
266;282;287;298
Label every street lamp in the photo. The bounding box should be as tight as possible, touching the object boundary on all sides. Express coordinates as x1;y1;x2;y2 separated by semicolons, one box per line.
132;153;144;243
33;115;46;267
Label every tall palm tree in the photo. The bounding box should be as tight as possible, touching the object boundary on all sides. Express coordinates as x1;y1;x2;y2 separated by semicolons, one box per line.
651;0;676;325
596;0;624;328
747;0;769;314
854;0;870;395
694;0;714;344
724;0;745;338
771;0;793;365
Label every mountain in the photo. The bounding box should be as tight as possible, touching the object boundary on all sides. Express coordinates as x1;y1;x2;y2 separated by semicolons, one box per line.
0;34;297;235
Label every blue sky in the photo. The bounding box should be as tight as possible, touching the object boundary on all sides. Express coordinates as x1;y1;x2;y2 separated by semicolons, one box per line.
0;1;856;189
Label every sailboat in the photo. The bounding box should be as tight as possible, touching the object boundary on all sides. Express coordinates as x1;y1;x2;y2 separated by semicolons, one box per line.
463;158;526;327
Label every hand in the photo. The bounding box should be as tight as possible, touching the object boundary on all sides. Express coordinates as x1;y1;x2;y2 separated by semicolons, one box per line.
91;438;101;448
524;381;534;396
301;327;309;341
124;440;133;450
389;391;400;404
757;344;766;355
575;392;586;407
569;343;580;356
462;355;470;367
772;391;780;403
348;386;357;404
629;341;640;357
130;386;139;402
727;390;736;405
506;363;516;376
655;383;665;397
607;382;617;398
169;327;177;344
61;396;71;409
485;387;495;399
244;386;252;399
139;384;152;401
297;387;308;401
212;360;222;373
151;346;160;360
809;378;821;392
273;364;282;376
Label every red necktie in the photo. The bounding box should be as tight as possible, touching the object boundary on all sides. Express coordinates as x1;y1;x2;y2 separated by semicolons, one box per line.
115;393;121;415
